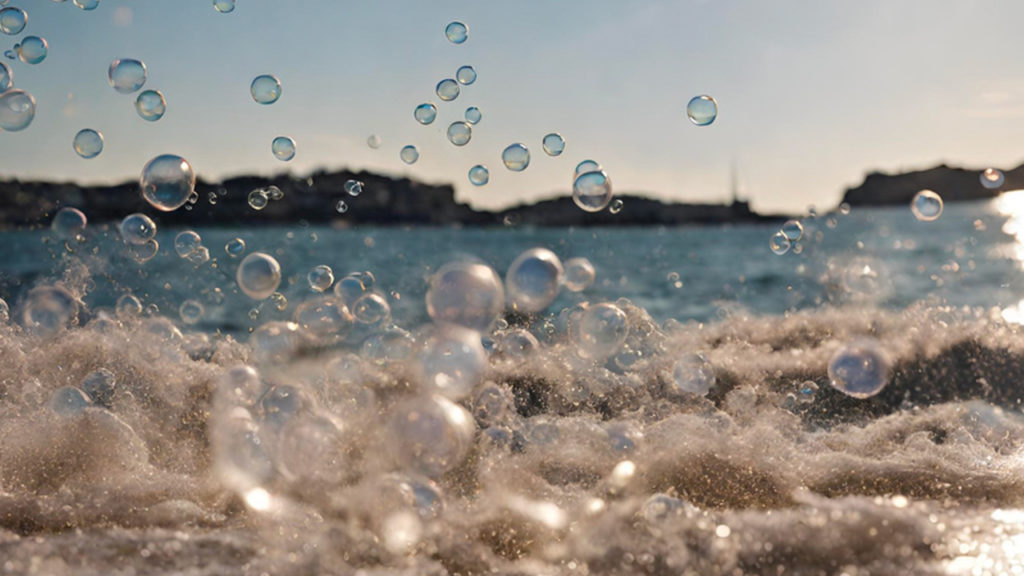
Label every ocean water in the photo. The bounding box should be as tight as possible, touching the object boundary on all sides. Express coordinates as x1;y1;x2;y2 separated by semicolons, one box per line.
3;196;1024;574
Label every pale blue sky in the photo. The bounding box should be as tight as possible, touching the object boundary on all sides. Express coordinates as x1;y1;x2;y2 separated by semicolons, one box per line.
2;0;1023;212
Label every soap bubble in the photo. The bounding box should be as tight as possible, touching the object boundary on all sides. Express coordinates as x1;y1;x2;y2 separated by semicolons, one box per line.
248;189;268;210
367;134;383;148
250;321;301;361
226;237;246;257
186;246;210;265
334;273;369;306
81;368;116;407
445;21;468;44
250;74;281;104
436;78;460;101
609;199;624;214
179;299;205;325
571;303;629;359
414;103;437;125
468;164;489;186
213;0;235;13
464;106;481;124
666;353;716;398
174;230;202;258
400;145;419;164
135;89;166;121
563;257;595;292
343;179;363;196
427;260;504;331
335;200;348;213
126;240;159;263
796;381;818;404
73;129;103;158
265;185;283;201
73;0;98;9
686;94;718;126
0;7;26;35
0;89;35;131
108;58;147;94
51;207;87;240
574;159;601;176
17;36;46;65
388;395;475;478
50;386;92;416
0;61;10;91
496;328;538;358
781;220;804;241
911;190;943;222
353;292;391;327
769;231;791;255
21;285;79;337
116;294;142;319
506;247;563;313
119;213;157;245
572;170;613;213
271;136;296;161
446;121;472;146
294;297;351;343
140;154;196;212
542;133;566;156
456;65;476;85
415;325;486;400
828;341;890;398
237;252;282;300
981;168;1004;189
502;143;530;172
307;264;335;292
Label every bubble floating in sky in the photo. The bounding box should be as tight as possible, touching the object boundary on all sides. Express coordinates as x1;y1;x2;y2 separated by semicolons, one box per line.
0;89;35;131
400;145;419;165
17;36;46;65
686;94;718;126
445;21;468;44
415;325;487;400
828;340;891;399
563;257;595;292
72;128;103;158
667;353;716;397
781;219;804;242
609;198;624;214
108;58;147;94
436;78;460;101
119;213;156;245
135;89;166;121
0;7;26;35
212;0;235;13
250;74;281;104
139;154;195;211
542;133;566;156
572;170;613;212
456;65;476;85
51;207;87;240
468;164;489;186
446;121;472;146
73;0;99;10
237;252;282;300
248;189;268;210
769;231;791;255
271;136;296;161
911;189;943;222
574;159;601;176
307;265;334;292
464;106;481;124
981;168;1004;189
414;103;437;125
0;61;10;92
506;247;563;313
501;143;530;172
572;303;629;360
226;237;246;257
367;134;382;149
426;260;504;331
174;230;202;258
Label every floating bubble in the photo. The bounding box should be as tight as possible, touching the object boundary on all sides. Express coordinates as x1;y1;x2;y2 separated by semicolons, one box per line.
414;103;437;125
294;297;351;343
667;353;716;397
186;246;210;265
108;58;147;94
0;89;35;131
436;78;460;101
250;74;281;104
126;239;159;263
563;257;595;292
496;328;538;358
73;0;98;9
353;292;391;327
307;264;334;292
571;303;629;359
51;207;87;240
415;325;487;400
213;0;235;13
400;145;419;165
333;272;368;306
446;121;472;146
781;219;804;241
248;189;268;210
335;200;348;213
135;89;166;121
0;60;9;92
81;368;116;407
427;260;504;331
265;185;283;201
389;394;475;478
237;252;282;300
445;21;468;44
981;168;1005;189
119;213;156;245
50;386;92;416
769;231;791;255
468;164;489;186
116;294;142;319
796;381;818;404
572;170;613;212
911;189;943;222
140;154;196;211
367;134;382;149
828;341;891;399
17;36;46;65
502;143;530;172
542;133;565;156
686;94;718;126
574;159;601;176
609;199;624;214
456;65;476;85
72;128;103;159
271;136;296;161
506;247;563;313
464;106;481;124
226;237;246;257
179;299;205;325
21;285;78;337
344;179;363;196
0;7;26;35
174;230;202;258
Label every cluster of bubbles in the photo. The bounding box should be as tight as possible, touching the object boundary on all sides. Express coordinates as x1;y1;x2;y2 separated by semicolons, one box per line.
119;212;159;263
247;185;284;210
173;230;211;264
768;219;804;255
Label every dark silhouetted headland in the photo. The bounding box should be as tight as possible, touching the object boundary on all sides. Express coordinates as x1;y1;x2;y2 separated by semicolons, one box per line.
841;163;1024;207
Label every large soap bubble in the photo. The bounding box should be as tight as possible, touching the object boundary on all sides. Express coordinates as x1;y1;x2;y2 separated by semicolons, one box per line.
139;154;196;212
506;248;563;313
236;252;282;300
426;260;505;331
828;340;891;399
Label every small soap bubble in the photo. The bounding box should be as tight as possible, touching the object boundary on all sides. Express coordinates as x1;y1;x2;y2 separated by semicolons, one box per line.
981;168;1004;189
667;353;716;398
468;164;489;186
542;133;566;156
307;265;335;292
335;200;348;213
781;220;803;241
119;213;156;245
839;203;852;215
796;381;818;404
294;297;351;342
436;78;460;101
0;60;10;92
269;292;288;311
502;143;530;172
389;394;474;478
0;89;35;131
140;154;196;212
108;58;147;94
21;285;79;337
226;237;246;257
574;159;601;176
446;121;472;146
116;294;143;319
51;207;87;240
213;0;235;13
135;89;166;121
344;179;364;196
174;230;202;258
400;145;419;165
496;328;538;358
427;260;504;331
50;386;92;416
828;341;890;398
571;303;629;359
445;21;468;44
179;299;205;325
563;257;595;292
464;106;481;124
367;134;383;149
0;7;26;35
81;368;116;407
73;0;99;9
266;185;283;201
248;189;269;210
271;136;296;161
353;292;391;327
73;129;103;159
250;74;281;104
456;65;476;85
414;103;437;125
911;190;943;222
769;231;791;255
572;170;613;212
126;239;159;263
609;199;624;214
186;246;210;264
506;247;563;313
686;94;718;126
17;36;46;65
237;252;282;300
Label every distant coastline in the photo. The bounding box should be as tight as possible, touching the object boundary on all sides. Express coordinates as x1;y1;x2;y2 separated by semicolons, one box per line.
841;163;1023;207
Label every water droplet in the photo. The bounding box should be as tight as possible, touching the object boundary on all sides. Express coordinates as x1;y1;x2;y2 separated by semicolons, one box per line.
0;7;26;35
574;159;601;176
667;353;716;397
271;136;296;161
414;102;437;125
828;341;890;398
563;257;595;292
0;60;10;92
781;219;803;241
73;0;99;10
344;179;364;196
446;121;472;146
250;74;281;104
119;213;156;245
501;143;530;172
179;299;205;325
464;106;481;124
17;36;46;65
174;230;202;258
542;133;565;156
911;189;943;222
436;78;460;101
506;247;563;313
400;145;419;165
139;154;196;211
0;89;35;131
226;237;246;257
571;303;629;359
51;207;87;240
135;89;166;121
572;170;613;212
248;189;268;210
468;164;489;186
367;134;382;149
108;58;147;94
456;65;476;85
609;199;624;214
769;231;791;255
237;252;282;300
212;0;235;13
981;168;1004;189
426;260;504;331
72;128;103;159
686;94;717;126
335;200;348;213
307;265;334;292
445;21;468;44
